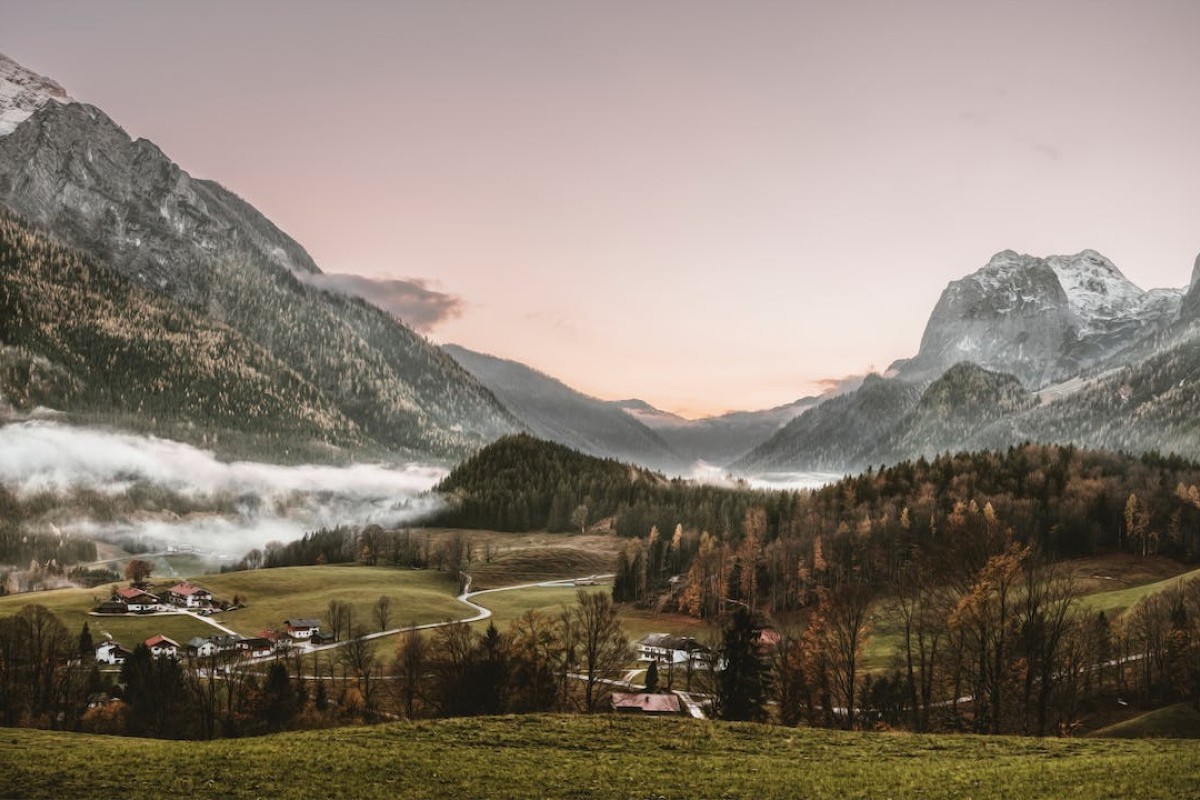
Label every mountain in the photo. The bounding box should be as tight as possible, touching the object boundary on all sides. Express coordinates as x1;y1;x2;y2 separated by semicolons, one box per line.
611;396;822;466
734;373;924;474
897;249;1181;388
443;345;681;470
0;53;69;137
0;53;518;460
884;362;1036;460
1180;253;1200;323
968;332;1200;457
0;210;362;459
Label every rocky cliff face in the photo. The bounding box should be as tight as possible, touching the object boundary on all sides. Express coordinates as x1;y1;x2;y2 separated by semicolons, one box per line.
902;249;1180;389
0;52;69;136
0;101;319;303
903;250;1077;388
1181;253;1200;322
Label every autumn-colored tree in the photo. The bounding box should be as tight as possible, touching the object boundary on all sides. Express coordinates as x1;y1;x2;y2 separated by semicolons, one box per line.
565;590;631;711
123;559;153;585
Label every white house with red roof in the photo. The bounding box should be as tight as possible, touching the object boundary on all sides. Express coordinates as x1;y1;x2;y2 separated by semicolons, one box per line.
284;618;322;640
114;587;160;613
164;582;214;609
144;634;179;659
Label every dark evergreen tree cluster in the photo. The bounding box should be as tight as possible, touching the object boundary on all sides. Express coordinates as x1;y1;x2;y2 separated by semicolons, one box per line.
433;434;796;537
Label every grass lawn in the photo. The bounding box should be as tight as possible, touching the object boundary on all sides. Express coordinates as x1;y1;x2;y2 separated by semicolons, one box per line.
0;585;215;647
0;565;471;647
469;584;607;632
1091;702;1200;739
196;565;466;636
1081;564;1200;616
466;546;616;590
3;715;1200;799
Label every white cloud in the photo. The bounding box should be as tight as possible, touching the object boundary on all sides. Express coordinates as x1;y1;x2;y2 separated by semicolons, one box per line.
0;421;447;554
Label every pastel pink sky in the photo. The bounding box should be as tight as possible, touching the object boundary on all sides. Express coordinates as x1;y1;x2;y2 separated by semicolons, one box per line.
6;1;1199;417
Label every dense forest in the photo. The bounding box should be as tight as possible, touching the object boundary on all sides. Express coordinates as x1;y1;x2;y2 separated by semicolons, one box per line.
432;434;797;537
435;434;1200;566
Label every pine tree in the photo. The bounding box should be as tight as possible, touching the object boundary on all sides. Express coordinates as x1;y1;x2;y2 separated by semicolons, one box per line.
645;659;659;693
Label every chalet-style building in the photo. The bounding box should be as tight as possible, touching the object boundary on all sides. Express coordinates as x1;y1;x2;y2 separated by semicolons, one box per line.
209;634;242;652
164;582;214;609
186;637;219;658
237;637;275;659
95;641;132;665
636;634;715;668
114;587;160;613
95;599;129;615
609;692;682;715
144;634;179;659
284;618;322;640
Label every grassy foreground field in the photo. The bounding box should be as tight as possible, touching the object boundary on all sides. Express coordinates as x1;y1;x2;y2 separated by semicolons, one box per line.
4;715;1200;799
1092;702;1200;739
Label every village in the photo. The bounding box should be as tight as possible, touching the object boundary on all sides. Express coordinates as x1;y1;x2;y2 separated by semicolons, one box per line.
83;574;733;719
91;580;337;666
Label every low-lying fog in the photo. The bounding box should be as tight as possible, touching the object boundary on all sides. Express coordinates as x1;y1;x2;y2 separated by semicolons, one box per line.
0;421;447;558
688;460;842;492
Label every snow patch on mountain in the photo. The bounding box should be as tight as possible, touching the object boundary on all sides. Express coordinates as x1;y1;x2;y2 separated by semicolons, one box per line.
0;52;71;137
1046;250;1145;335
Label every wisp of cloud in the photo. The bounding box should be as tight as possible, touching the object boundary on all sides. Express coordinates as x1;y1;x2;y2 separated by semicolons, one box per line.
0;421;447;556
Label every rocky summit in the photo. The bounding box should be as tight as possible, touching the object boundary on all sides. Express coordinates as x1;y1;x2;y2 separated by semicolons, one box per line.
899;249;1181;389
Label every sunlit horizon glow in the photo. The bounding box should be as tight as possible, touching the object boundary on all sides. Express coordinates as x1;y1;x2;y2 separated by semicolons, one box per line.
5;1;1199;417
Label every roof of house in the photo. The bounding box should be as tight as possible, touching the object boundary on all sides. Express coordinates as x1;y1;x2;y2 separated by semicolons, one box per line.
96;641;129;653
638;633;710;653
115;587;157;601
610;692;681;713
285;618;322;628
239;637;273;648
167;582;211;596
144;635;179;649
187;637;214;649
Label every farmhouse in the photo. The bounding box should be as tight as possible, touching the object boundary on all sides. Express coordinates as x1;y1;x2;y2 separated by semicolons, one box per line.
95;599;128;615
636;634;714;667
609;692;681;715
209;634;242;652
164;582;214;608
144;634;179;659
114;587;160;613
95;641;132;665
284;618;322;640
186;637;219;658
237;637;275;659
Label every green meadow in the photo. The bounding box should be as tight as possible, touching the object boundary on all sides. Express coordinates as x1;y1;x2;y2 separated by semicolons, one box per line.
3;715;1199;799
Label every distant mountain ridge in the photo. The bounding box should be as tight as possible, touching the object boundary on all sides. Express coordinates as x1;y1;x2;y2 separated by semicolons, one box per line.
744;246;1200;474
442;345;683;471
610;396;822;466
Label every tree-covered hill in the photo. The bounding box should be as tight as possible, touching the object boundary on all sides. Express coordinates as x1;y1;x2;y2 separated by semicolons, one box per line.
0;211;363;458
432;433;794;536
436;434;1200;572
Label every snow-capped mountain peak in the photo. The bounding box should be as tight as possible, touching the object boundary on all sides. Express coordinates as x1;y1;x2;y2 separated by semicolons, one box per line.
0;52;72;137
1046;250;1145;333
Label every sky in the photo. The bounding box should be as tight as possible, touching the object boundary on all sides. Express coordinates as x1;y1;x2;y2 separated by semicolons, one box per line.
4;0;1199;417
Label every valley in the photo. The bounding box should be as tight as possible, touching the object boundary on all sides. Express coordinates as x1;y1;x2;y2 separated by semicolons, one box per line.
1;19;1199;800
